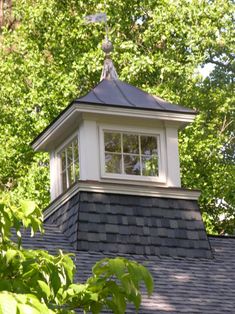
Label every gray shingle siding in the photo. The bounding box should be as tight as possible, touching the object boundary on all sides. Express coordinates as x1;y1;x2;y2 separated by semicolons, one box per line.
45;193;80;248
45;191;212;258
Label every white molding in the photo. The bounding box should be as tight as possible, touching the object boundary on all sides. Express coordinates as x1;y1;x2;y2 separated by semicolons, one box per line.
32;104;196;152
49;152;57;200
165;126;181;187
79;120;100;181
55;130;79;154
98;124;167;183
43;180;201;220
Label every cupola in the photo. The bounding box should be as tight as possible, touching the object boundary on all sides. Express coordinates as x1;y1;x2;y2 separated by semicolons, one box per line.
32;40;212;259
32;40;196;201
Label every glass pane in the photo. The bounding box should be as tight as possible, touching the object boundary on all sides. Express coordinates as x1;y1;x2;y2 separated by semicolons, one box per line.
142;154;158;176
104;132;121;153
61;171;67;191
75;162;80;180
123;134;139;154
67;145;73;165
105;153;121;174
73;138;79;161
124;155;140;175
61;151;66;171
141;136;158;155
68;164;74;186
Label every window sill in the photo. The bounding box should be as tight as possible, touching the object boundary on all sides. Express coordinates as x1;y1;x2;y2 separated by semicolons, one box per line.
100;173;167;184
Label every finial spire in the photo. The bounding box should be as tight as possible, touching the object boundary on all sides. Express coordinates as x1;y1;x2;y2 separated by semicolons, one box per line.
100;39;118;80
84;7;118;80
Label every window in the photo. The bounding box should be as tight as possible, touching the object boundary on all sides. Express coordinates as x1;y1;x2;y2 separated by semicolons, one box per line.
58;137;79;192
104;131;159;177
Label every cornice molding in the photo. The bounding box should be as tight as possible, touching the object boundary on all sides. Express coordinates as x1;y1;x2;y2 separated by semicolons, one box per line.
32;104;196;151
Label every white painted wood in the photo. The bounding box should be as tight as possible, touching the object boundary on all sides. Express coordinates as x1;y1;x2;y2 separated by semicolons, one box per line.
165;124;181;187
32;104;196;152
49;152;58;201
49;118;182;200
79;120;100;181
40;102;188;200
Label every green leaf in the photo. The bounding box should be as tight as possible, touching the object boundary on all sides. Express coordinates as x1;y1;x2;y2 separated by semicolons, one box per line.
0;279;11;291
20;201;36;217
108;258;126;279
17;304;40;314
5;249;17;265
38;280;51;298
0;292;17;314
139;265;154;296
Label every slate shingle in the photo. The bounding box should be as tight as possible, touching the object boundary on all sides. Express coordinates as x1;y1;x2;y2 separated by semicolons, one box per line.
45;191;212;258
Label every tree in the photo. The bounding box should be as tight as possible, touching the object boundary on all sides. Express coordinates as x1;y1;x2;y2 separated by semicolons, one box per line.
0;192;153;313
0;0;234;233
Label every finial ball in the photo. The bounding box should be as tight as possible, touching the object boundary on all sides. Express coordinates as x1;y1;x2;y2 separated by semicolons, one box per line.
102;39;113;54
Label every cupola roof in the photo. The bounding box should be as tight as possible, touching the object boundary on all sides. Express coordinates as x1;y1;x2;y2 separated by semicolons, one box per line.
76;78;196;114
31;40;197;152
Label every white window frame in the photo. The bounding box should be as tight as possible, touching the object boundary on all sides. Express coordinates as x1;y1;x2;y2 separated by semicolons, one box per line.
99;124;167;183
55;131;80;195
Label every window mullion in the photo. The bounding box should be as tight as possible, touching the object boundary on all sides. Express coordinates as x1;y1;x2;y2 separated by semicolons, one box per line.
121;133;124;174
138;135;142;176
72;141;75;182
65;148;69;189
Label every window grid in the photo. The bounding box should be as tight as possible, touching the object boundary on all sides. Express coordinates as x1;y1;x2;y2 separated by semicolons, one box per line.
104;131;159;177
59;137;79;192
138;135;142;176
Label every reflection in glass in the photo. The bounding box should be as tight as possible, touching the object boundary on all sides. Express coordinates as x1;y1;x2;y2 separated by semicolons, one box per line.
141;136;158;155
105;153;122;174
105;132;121;152
68;164;74;186
142;154;158;176
59;136;80;192
61;151;66;171
67;145;73;165
74;139;79;161
124;155;140;175
104;131;159;178
123;134;139;154
75;163;80;180
62;171;67;191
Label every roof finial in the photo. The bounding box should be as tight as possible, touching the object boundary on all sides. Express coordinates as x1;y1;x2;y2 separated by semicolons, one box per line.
84;4;118;80
100;0;118;80
100;38;118;80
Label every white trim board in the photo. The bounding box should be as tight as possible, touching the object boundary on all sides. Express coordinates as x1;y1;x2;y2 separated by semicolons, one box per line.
43;180;201;220
32;104;196;152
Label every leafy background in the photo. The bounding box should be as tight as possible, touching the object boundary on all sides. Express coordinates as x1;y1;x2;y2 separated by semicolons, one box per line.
0;0;234;234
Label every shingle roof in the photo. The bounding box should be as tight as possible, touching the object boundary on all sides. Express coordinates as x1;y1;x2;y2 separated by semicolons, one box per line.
19;225;235;314
76;79;196;114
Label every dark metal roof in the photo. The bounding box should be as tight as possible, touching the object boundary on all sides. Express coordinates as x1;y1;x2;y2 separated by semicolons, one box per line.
31;78;196;149
76;79;196;114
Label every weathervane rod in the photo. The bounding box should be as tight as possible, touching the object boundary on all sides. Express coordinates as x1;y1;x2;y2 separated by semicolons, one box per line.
104;0;109;40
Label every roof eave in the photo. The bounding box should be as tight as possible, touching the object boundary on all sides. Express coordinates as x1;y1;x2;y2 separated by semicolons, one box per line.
32;102;197;152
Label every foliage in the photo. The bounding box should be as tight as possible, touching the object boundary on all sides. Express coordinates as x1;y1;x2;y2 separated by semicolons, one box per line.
0;0;234;233
0;193;153;313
